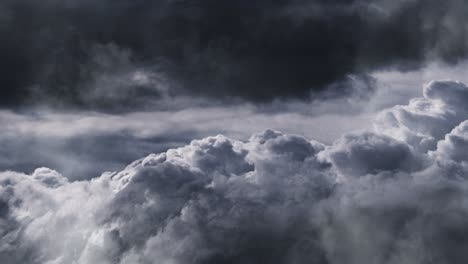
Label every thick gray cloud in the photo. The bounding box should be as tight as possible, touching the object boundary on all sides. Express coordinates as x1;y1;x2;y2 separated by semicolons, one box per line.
2;80;468;263
2;0;468;109
319;131;426;178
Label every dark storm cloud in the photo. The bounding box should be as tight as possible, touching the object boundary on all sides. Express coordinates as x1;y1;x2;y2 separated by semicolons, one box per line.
1;0;468;109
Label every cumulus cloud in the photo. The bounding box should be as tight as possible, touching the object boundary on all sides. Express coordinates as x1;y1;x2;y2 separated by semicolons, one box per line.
2;80;468;263
375;80;468;151
0;131;332;263
319;131;426;178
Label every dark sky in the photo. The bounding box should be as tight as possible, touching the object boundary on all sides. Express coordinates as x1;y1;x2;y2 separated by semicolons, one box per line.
1;0;468;109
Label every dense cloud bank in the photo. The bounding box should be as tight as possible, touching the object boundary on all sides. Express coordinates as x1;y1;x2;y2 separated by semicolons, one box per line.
2;0;468;109
1;80;468;263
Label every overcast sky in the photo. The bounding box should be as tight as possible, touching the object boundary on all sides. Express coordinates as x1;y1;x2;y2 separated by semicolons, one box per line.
3;1;468;263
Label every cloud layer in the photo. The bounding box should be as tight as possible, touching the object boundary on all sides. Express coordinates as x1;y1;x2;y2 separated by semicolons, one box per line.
2;80;468;263
2;0;468;109
0;97;375;180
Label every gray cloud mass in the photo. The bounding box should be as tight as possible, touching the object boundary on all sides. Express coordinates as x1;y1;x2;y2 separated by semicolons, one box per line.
2;80;468;263
2;0;468;110
3;0;468;262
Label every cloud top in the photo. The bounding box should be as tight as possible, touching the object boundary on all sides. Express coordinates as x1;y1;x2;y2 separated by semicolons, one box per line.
3;80;468;263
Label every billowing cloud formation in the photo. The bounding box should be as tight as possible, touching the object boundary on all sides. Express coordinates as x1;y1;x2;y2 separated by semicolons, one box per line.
2;0;468;109
3;80;468;263
375;80;468;151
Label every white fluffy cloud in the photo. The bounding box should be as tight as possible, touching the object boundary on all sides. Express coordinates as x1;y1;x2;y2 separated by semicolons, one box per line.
2;80;468;263
375;80;468;151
